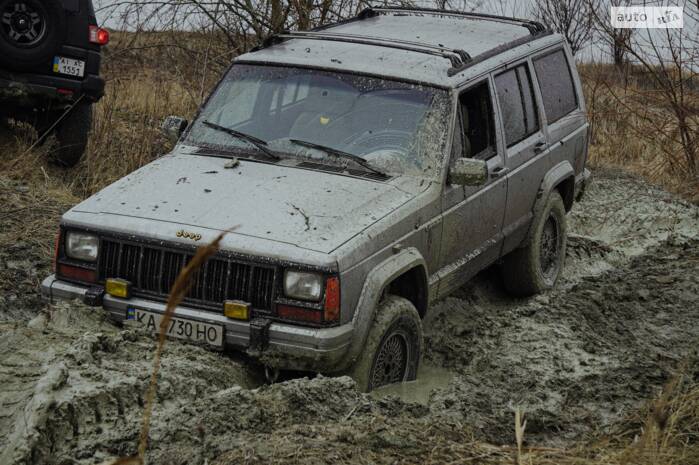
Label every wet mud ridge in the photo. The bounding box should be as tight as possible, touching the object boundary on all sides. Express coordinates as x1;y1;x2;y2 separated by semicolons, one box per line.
0;170;698;464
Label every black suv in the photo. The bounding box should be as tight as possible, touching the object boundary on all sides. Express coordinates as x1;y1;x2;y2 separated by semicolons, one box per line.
0;0;108;166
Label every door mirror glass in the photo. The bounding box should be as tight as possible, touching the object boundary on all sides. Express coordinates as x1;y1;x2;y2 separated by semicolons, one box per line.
449;157;488;186
161;116;188;143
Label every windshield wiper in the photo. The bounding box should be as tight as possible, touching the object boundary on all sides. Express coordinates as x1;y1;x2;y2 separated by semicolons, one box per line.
202;120;280;161
289;139;386;177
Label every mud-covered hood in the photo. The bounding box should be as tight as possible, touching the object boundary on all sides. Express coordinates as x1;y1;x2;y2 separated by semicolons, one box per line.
71;152;417;254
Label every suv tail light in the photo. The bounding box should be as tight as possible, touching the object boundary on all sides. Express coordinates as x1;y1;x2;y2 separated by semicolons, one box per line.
89;25;110;45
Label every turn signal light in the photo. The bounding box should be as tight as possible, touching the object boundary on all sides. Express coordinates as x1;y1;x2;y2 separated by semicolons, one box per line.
224;300;250;320
58;264;97;283
324;276;340;322
89;25;110;45
277;304;322;323
105;278;131;299
52;229;61;272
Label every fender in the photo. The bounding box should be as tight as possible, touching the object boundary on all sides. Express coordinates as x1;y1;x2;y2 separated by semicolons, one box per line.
540;160;574;200
340;247;427;370
523;160;574;243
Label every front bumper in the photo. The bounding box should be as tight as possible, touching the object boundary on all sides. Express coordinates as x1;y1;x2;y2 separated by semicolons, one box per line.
41;274;353;372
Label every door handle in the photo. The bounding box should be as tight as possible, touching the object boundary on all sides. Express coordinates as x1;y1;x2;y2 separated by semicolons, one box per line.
490;166;508;178
534;141;547;154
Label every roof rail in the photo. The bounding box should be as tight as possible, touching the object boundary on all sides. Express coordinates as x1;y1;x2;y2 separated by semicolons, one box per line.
359;7;548;35
261;30;471;68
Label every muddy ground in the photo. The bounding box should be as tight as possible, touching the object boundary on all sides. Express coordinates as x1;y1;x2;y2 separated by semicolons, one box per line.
0;169;698;465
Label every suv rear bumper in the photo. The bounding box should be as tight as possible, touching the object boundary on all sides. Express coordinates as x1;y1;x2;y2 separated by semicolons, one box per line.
0;72;104;109
41;275;354;372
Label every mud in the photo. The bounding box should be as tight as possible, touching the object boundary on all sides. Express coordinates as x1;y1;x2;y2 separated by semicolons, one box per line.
0;169;698;464
0;176;71;321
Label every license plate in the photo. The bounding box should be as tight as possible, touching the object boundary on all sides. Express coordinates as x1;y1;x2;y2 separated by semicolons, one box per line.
53;56;85;77
127;308;224;348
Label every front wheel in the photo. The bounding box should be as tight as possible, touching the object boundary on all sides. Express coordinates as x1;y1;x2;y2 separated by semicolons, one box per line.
501;191;567;296
349;295;422;392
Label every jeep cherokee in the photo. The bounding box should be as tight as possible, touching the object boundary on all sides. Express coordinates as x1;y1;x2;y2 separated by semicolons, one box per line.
42;7;590;391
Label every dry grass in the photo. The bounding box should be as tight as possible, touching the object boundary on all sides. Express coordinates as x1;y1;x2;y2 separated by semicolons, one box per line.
580;62;699;203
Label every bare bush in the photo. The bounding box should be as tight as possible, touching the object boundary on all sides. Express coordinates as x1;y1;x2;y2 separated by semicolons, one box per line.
587;3;698;185
531;0;597;55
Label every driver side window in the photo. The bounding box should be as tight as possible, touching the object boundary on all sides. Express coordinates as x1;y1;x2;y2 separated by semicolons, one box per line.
458;81;496;160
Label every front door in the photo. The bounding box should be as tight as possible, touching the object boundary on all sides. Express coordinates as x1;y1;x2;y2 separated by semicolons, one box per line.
436;78;507;299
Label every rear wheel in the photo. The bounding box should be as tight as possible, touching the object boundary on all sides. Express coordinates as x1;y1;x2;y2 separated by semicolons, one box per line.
53;103;92;167
0;0;65;70
349;295;422;392
501;191;567;296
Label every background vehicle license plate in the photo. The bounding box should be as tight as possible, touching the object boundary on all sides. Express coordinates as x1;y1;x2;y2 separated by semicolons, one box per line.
127;308;224;347
53;56;85;77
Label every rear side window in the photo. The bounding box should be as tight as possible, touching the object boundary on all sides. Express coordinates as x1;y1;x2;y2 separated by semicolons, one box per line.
494;65;539;147
533;50;578;123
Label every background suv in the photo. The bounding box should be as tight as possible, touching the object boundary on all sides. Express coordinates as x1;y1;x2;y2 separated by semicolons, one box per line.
0;0;108;166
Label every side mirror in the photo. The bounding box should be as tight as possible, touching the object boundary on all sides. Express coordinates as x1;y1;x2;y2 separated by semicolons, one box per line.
161;116;188;143
449;158;488;186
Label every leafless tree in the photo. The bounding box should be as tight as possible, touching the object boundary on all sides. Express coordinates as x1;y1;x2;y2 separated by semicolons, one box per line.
531;0;598;55
591;0;634;69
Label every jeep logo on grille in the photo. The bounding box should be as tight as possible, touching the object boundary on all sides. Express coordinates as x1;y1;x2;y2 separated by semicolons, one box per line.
176;229;202;241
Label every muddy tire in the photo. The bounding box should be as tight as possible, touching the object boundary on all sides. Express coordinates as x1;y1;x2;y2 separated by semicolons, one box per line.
349;295;422;393
501;191;567;296
53;103;92;167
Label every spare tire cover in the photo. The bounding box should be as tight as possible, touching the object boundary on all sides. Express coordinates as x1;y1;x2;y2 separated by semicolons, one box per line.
0;0;66;71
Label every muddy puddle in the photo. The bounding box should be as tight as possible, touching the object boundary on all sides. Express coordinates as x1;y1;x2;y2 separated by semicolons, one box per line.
1;169;698;464
371;363;455;405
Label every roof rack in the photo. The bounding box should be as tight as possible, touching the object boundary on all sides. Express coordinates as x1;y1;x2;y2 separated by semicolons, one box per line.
358;7;548;35
261;30;471;68
253;7;552;78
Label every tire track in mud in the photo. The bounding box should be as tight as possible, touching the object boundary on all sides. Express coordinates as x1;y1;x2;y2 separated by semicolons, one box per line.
0;170;698;464
423;171;699;444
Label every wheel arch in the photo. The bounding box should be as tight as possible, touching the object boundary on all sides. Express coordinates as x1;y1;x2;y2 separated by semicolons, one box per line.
540;161;575;212
341;247;427;371
518;161;574;247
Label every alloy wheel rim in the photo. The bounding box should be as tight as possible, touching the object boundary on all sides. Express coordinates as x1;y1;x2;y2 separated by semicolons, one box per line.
371;332;409;389
1;1;46;46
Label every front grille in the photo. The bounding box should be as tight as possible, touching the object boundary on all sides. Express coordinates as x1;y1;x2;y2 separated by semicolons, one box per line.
99;239;277;311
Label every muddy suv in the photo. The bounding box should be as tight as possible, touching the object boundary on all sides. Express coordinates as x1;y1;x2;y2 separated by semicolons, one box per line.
42;7;589;391
0;0;109;166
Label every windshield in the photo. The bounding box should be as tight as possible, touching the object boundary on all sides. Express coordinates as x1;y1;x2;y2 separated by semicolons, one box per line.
186;64;451;177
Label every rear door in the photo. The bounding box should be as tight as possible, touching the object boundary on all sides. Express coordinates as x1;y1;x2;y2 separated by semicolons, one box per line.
493;60;550;255
531;46;588;179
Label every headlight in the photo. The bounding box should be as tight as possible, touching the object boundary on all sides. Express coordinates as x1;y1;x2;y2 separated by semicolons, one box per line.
65;232;99;262
284;270;323;301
